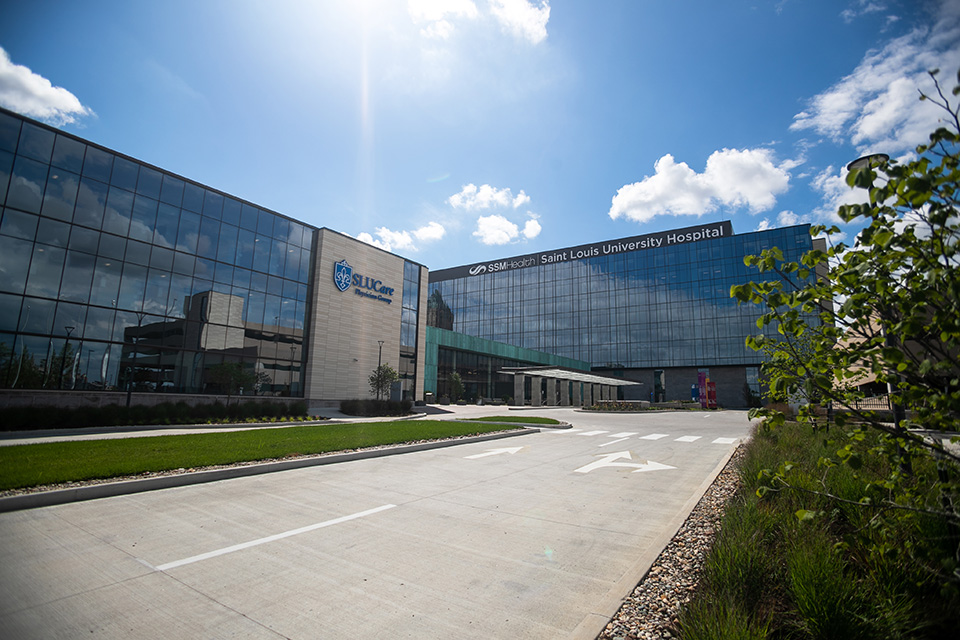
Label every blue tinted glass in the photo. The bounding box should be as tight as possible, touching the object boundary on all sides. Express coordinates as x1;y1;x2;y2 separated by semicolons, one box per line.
51;135;85;173
257;210;273;236
182;182;203;212
194;257;215;281
172;251;194;276
73;177;108;228
270;239;285;274
0;150;12;205
144;269;171;315
284;246;300;280
160;175;184;206
25;243;66;297
1;209;38;240
37;217;70;247
68;225;99;254
89;257;122;307
97;233;125;260
129;195;158;242
236;228;255;269
59;250;95;303
0;292;21;331
19;298;56;334
217;223;238;263
197;216;219;259
221;197;241;226
175;210;200;254
250;271;268;292
253;236;270;272
273;217;289;241
41;169;80;221
202;190;223;219
137;166;162;199
18;123;55;162
82;147;113;182
6;156;47;214
0;235;32;294
0;112;20;153
84;307;115;341
110;157;139;191
154;202;179;248
102;187;133;236
240;203;258;231
118;263;147;310
149;245;174;271
233;267;251;289
214;262;233;285
125;239;151;266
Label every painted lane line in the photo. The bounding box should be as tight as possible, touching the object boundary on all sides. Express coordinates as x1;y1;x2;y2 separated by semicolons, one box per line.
675;436;701;442
578;430;610;436
575;451;676;474
639;433;669;440
610;432;638;438
544;429;583;434
464;447;523;459
713;437;738;444
155;504;396;571
598;437;630;447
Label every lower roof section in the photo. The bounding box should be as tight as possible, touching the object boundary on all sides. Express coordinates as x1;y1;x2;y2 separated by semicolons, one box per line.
499;366;641;386
426;327;590;370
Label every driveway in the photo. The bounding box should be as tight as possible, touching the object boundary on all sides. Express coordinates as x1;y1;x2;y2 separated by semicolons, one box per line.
0;407;752;639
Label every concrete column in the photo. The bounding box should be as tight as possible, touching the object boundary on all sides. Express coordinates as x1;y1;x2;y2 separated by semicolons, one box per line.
560;380;570;406
512;375;525;406
593;384;603;403
531;376;543;407
601;385;611;401
583;383;592;407
573;382;582;407
545;378;558;406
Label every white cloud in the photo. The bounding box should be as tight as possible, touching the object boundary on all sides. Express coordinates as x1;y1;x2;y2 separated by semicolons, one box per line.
608;148;790;224
408;0;479;39
0;46;94;126
357;221;446;253
489;0;551;44
473;214;519;245
413;221;446;241
791;1;960;155
840;1;888;24
448;183;530;210
522;217;541;239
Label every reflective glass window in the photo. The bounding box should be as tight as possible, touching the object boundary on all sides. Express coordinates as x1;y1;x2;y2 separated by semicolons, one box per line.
245;291;265;325
233;267;251;290
257;210;273;237
236;228;255;269
160;175;184;206
144;269;171;315
118;263;147;310
286;222;303;247
25;244;66;298
18;123;55;163
68;225;99;255
221;197;241;226
252;235;270;272
41;169;79;221
89;257;122;307
19;297;56;334
73;177;108;229
110;157;139;192
270;239;285;274
194;257;215;281
6;155;47;214
214;262;233;285
182;182;204;213
217;223;238;263
82;147;113;183
125;239;151;266
1;209;38;240
240;203;258;231
0;292;21;331
298;249;311;283
84;306;115;341
273;217;289;242
167;273;192;317
129;195;158;242
202;191;223;219
0;112;20;152
149;245;174;272
54;302;86;339
153;202;179;248
284;246;300;281
51;135;85;174
0;235;31;294
175;210;200;254
172;251;194;276
0;150;12;206
137;166;162;199
197;216;219;259
102;186;133;236
97;233;125;260
37;218;70;247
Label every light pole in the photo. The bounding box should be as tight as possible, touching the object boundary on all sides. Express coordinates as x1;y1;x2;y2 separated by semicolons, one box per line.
377;340;385;400
846;154;907;432
59;326;75;389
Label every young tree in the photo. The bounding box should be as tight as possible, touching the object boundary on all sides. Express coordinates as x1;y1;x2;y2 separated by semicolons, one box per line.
731;69;960;585
207;362;256;400
369;363;399;400
449;371;465;403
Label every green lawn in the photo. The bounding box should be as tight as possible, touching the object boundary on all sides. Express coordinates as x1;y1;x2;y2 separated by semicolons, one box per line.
0;420;520;491
462;416;561;425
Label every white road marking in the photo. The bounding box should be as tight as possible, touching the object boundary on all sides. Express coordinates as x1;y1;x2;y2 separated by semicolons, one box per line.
598;437;630;447
675;436;701;442
712;437;738;444
574;451;676;474
578;430;610;436
464;447;523;459
609;432;638;438
154;504;397;571
544;429;583;434
639;433;669;440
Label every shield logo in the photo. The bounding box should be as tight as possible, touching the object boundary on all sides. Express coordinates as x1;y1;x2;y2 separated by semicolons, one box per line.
334;259;353;292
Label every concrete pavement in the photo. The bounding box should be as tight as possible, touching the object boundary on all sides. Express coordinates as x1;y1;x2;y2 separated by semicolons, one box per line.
0;407;753;639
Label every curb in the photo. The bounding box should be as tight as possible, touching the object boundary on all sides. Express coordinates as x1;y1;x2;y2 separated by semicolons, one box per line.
0;428;538;513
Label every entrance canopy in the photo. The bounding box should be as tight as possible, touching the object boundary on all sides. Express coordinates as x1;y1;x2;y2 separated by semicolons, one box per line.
498;366;640;387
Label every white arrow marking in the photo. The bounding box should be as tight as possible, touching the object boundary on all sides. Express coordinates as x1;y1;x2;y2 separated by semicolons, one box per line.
464;447;523;459
574;451;676;474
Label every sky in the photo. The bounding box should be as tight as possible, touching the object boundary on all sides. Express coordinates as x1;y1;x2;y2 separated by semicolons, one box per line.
1;0;958;270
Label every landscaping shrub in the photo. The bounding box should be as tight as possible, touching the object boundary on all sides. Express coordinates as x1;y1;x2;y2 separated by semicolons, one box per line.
339;399;412;417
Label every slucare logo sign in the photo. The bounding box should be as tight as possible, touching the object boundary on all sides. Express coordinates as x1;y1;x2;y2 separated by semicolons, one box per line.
333;259;394;304
455;221;733;278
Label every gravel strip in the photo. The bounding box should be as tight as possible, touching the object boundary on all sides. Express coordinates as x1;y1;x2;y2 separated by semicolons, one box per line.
599;444;745;640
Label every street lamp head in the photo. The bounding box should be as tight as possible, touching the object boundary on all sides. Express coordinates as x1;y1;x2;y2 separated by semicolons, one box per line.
846;153;889;173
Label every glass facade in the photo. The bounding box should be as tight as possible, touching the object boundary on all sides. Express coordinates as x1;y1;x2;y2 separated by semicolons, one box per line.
427;226;817;370
0;109;314;396
397;260;421;400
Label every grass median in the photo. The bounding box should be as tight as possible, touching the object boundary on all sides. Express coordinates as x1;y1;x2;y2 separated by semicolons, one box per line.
462;416;561;425
0;420;522;492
